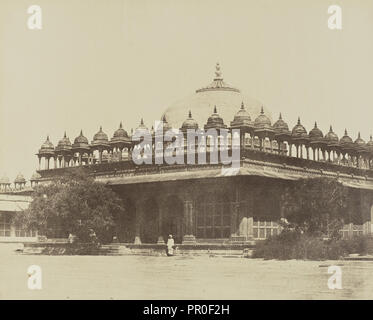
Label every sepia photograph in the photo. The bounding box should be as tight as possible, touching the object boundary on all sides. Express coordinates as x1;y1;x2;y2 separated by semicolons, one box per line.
1;0;373;309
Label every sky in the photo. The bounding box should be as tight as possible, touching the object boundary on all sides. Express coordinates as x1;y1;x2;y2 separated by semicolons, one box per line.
1;0;373;182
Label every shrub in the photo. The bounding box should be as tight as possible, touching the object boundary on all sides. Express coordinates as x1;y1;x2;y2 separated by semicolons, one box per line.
14;168;125;244
253;231;370;260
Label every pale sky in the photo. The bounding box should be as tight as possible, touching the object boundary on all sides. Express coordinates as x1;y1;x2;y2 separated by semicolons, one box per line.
1;0;373;182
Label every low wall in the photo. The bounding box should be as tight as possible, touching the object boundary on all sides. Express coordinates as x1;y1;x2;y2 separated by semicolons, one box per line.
0;236;37;243
22;242;255;257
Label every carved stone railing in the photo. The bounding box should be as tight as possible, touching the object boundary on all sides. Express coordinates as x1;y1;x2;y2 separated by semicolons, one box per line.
37;147;373;181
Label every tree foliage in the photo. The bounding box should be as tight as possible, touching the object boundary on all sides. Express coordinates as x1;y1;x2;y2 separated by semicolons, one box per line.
282;177;348;238
15;169;125;244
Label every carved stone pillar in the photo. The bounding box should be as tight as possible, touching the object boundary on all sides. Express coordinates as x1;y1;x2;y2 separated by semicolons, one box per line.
98;150;103;163
230;201;239;237
157;201;165;244
134;200;143;244
182;199;196;244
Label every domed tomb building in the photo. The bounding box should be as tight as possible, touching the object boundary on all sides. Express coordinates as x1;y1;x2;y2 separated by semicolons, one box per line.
28;63;373;245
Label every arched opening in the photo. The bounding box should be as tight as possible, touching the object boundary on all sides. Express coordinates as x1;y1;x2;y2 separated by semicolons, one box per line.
162;195;184;244
141;197;159;243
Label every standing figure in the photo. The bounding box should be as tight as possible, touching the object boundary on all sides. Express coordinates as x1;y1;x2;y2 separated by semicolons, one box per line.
166;234;175;256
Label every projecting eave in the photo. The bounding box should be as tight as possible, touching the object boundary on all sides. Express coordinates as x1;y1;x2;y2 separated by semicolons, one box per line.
95;160;373;190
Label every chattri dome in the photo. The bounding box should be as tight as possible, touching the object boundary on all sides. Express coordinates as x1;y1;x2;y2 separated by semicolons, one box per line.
72;130;90;151
156;115;172;133
40;136;54;151
273;113;291;141
273;113;289;133
58;132;71;146
354;132;365;146
56;132;72;152
254;107;271;129
134;119;149;136
340;129;353;145
92;126;109;143
14;173;26;184
354;132;366;153
309;122;323;140
231;102;252;124
340;129;355;153
38;136;55;156
204;106;227;130
181;111;198;132
113;122;129;139
161;63;271;129
292;118;307;138
325;126;339;144
74;130;89;145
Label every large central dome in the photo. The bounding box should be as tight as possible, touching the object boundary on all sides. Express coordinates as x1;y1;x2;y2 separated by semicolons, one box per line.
161;63;271;129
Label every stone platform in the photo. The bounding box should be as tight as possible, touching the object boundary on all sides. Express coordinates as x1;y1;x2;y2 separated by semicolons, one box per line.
21;242;255;257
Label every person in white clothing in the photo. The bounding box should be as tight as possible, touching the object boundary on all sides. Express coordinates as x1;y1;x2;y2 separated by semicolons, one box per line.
166;234;174;256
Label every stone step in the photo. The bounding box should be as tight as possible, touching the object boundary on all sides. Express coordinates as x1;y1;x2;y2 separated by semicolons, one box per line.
22;243;254;256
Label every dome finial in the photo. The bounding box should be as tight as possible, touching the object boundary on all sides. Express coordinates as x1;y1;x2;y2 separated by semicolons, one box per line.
214;105;217;114
314;121;317;128
241;101;245;110
140;118;144;125
80;129;83;136
119;122;123;129
99;126;102;131
46;135;50;141
215;62;222;80
358;132;361;138
344;129;348;135
279;113;282;120
64;131;67;138
188;110;192;118
329;125;333;132
297;117;301;125
260;106;264;114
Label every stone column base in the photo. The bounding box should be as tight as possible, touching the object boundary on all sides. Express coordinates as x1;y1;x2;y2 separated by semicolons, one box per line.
157;236;165;244
182;235;196;244
134;236;142;245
